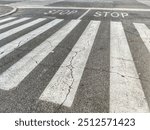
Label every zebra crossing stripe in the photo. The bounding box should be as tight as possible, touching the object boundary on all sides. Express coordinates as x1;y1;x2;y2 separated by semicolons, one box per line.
0;20;80;91
110;22;149;112
0;17;30;30
134;23;150;53
0;17;16;24
0;18;46;41
39;21;100;107
0;19;62;59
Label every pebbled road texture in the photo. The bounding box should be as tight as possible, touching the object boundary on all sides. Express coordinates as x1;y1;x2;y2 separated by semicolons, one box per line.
0;5;15;16
0;0;150;113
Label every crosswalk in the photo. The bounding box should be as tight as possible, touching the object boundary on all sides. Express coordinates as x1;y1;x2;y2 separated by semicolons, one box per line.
0;17;150;112
110;22;149;112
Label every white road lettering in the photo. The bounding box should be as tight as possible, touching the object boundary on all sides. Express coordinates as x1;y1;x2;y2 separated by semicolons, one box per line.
94;11;129;18
121;12;129;18
104;12;110;17
45;9;78;16
111;12;120;17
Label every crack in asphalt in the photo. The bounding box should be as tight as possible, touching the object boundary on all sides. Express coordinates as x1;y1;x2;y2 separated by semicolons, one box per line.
103;68;150;83
54;47;86;112
0;55;149;84
17;41;22;48
47;40;53;48
54;52;77;112
0;51;4;55
31;57;38;64
76;66;150;83
111;56;135;62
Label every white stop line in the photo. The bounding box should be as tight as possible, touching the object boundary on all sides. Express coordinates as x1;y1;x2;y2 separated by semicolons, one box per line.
18;6;150;12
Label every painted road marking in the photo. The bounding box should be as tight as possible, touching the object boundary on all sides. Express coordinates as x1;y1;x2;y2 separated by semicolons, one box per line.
0;18;37;41
0;18;64;59
0;18;30;30
0;19;80;90
134;23;150;53
110;22;149;112
77;9;91;19
39;21;100;107
43;9;87;19
0;16;149;111
44;9;78;15
93;11;128;18
18;6;150;12
0;17;16;24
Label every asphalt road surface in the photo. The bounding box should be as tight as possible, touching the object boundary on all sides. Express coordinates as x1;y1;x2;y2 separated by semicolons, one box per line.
0;0;150;113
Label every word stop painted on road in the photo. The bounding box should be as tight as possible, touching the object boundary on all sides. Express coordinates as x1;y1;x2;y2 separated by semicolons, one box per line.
45;9;78;15
94;11;129;18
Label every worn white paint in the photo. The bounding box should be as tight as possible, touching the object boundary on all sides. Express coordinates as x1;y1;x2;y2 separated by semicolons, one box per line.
77;9;91;19
0;17;16;24
94;11;129;18
0;19;63;59
0;17;29;30
134;23;150;53
0;20;80;90
39;21;100;107
18;6;150;12
110;21;149;113
46;9;78;15
137;0;150;7
0;18;43;41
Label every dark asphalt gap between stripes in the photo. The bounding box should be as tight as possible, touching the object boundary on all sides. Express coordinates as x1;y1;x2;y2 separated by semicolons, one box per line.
0;20;90;112
123;21;150;109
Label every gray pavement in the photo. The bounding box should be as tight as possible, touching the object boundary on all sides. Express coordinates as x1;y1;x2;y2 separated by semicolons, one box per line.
0;0;150;113
1;0;150;8
49;0;150;8
0;5;15;16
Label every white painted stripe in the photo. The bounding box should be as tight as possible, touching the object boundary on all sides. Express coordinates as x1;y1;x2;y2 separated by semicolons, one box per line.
18;6;150;12
39;21;100;107
110;22;149;112
0;20;80;90
0;18;47;41
134;23;150;53
77;9;90;19
0;17;16;24
0;17;30;30
0;19;62;59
